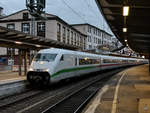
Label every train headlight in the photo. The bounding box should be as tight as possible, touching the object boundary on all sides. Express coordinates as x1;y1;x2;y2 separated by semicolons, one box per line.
44;69;49;72
29;68;34;71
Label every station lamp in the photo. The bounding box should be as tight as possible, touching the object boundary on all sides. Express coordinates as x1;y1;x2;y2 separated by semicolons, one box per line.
142;56;145;58
35;44;41;47
125;39;127;42
123;6;130;16
15;41;22;44
123;27;127;32
84;57;88;60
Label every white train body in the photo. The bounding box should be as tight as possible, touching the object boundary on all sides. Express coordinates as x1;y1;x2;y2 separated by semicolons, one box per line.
27;48;147;85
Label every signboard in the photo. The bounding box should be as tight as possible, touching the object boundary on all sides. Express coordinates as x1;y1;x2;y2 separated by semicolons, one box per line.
8;59;14;66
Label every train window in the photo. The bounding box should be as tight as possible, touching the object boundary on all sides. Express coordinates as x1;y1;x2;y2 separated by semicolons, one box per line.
103;58;119;63
103;59;112;63
60;55;64;61
92;59;100;64
75;58;78;66
79;58;100;65
33;53;57;62
113;59;117;63
115;59;119;63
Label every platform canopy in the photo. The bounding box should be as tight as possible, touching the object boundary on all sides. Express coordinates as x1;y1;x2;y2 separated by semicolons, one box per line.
96;0;150;57
0;26;79;50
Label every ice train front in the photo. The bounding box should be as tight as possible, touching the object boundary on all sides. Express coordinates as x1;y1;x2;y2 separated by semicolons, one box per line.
27;52;57;85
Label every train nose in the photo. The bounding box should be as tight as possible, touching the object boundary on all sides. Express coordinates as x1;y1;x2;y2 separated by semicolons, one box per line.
34;76;43;83
27;72;50;86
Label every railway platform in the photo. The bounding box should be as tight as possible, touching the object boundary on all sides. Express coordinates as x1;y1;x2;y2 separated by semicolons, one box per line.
83;64;150;113
0;70;26;99
0;70;26;85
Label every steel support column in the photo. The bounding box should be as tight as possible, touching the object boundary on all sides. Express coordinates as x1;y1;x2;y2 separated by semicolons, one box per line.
18;49;22;76
23;50;28;76
149;53;150;75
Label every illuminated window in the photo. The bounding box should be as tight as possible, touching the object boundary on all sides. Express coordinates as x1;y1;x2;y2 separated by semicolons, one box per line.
67;29;70;44
88;26;91;33
74;33;76;45
77;34;80;45
62;26;66;43
71;31;73;45
22;23;30;34
23;13;29;20
37;22;45;37
79;58;100;65
7;24;15;30
57;23;61;41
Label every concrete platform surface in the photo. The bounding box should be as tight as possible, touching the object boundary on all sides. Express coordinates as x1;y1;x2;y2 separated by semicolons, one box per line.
0;71;26;85
0;71;27;99
82;64;150;113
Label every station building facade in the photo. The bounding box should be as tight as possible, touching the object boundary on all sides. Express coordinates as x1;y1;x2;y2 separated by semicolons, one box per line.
0;9;87;55
72;23;113;50
0;7;3;17
0;9;115;65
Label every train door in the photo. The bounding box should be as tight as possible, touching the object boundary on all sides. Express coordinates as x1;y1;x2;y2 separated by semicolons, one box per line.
61;54;74;68
56;54;75;79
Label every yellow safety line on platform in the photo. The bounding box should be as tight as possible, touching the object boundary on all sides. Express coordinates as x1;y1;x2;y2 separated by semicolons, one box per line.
84;85;109;113
111;72;126;113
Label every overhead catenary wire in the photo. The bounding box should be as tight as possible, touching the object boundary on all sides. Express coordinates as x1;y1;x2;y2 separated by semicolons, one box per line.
85;0;111;33
84;0;101;28
60;0;87;23
60;0;111;34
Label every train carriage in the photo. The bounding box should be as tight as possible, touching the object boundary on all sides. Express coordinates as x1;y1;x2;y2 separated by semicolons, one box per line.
27;48;147;85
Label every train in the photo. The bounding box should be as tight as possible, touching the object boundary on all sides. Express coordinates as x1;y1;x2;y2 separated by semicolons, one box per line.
27;48;147;85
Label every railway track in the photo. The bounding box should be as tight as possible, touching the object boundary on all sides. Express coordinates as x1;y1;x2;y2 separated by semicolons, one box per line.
42;75;110;113
0;69;123;113
0;89;44;109
0;80;29;99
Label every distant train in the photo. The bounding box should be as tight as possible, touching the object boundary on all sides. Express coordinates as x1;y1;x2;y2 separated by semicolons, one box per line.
27;48;147;85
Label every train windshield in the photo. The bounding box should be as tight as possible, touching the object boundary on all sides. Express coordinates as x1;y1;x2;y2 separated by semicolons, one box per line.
33;53;57;62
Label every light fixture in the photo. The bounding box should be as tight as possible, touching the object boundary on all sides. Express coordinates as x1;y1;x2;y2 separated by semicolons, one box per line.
123;28;127;32
84;57;88;60
35;45;41;47
125;39;127;42
29;67;34;71
15;41;22;44
123;6;130;16
142;56;145;58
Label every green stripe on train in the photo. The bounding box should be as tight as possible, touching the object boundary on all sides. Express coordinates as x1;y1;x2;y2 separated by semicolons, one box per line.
51;66;96;78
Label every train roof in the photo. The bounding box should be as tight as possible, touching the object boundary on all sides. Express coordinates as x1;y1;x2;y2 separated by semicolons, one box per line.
38;48;144;60
39;48;100;57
